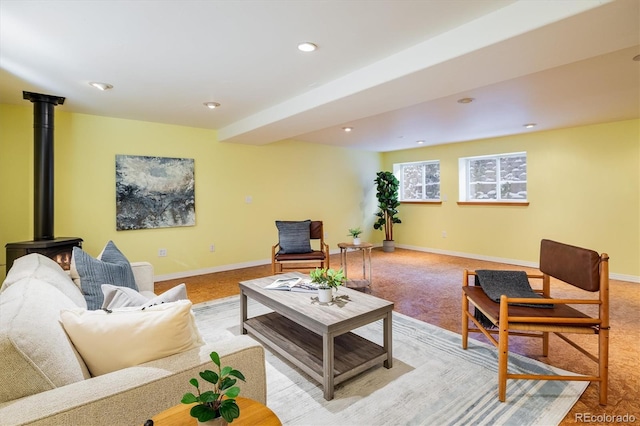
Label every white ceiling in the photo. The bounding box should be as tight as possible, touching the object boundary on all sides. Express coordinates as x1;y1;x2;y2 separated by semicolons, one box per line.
1;0;638;152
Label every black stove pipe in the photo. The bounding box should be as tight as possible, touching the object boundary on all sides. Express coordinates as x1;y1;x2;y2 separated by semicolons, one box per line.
23;91;65;241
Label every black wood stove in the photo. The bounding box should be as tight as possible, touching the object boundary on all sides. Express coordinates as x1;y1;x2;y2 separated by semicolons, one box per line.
5;92;82;273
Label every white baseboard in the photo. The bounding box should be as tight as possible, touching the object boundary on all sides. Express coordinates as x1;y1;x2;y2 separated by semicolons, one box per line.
396;243;640;283
154;245;639;284
396;244;539;268
154;248;344;282
154;259;270;282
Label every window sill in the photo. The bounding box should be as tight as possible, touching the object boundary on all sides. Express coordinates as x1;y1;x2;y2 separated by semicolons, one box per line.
400;200;443;205
457;201;529;206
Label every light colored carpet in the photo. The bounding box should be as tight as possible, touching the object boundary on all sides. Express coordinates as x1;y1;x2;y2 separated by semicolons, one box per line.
192;296;587;426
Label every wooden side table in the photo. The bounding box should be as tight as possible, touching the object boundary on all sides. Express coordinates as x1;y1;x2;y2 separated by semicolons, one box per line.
338;242;373;291
149;397;281;425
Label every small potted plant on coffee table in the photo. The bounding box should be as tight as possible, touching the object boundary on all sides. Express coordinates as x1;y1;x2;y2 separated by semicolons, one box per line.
310;267;346;303
181;351;246;425
347;227;363;245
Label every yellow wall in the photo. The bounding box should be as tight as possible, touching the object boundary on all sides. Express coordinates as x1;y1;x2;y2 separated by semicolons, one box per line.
0;104;381;279
382;119;640;279
2;103;638;281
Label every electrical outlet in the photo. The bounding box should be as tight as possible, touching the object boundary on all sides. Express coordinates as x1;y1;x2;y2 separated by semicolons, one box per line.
442;231;447;238
209;244;215;252
158;248;167;257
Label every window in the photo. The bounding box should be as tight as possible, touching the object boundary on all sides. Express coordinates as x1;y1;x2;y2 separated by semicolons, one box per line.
459;152;527;202
394;160;440;201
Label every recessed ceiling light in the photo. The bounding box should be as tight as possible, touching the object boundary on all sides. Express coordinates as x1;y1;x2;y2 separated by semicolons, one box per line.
417;140;425;145
342;126;353;132
297;42;317;52
203;102;221;109
523;123;536;128
457;97;475;104
89;82;113;91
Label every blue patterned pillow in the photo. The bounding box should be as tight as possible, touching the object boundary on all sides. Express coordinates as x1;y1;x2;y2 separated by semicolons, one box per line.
276;220;312;254
72;241;138;310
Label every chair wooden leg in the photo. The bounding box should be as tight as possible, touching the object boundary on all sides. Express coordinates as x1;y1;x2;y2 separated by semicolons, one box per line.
498;295;509;402
599;328;609;405
461;297;469;349
461;270;469;349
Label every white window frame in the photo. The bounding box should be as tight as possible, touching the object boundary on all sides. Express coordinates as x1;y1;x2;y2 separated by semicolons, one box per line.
394;160;441;202
458;152;527;202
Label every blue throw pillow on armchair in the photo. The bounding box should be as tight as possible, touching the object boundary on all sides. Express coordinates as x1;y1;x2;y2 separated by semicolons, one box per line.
276;220;313;254
72;241;138;310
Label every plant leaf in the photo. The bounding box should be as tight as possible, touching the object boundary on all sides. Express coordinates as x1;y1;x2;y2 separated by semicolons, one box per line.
229;369;246;381
181;393;198;404
200;369;218;385
199;391;219;403
189;378;199;388
210;351;221;368
190;404;217;422
221;366;232;377
219;377;236;390
219;399;240;423
224;386;241;398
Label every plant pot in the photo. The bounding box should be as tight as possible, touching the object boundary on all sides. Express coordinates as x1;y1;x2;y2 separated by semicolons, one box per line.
318;287;333;303
197;417;227;426
382;240;395;253
352;237;361;245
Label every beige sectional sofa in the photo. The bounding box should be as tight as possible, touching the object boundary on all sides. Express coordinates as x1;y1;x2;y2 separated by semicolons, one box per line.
0;254;266;426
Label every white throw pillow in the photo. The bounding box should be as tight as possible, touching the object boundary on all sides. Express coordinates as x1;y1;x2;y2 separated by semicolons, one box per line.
2;253;87;308
59;300;204;376
101;283;187;310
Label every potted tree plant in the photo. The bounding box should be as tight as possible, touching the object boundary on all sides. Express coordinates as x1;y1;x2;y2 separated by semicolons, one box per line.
347;227;363;245
181;351;246;425
310;267;346;303
373;171;401;252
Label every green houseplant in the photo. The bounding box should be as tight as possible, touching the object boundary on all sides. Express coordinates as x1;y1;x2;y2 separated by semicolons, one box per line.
347;227;363;245
181;351;246;424
347;227;362;238
373;171;401;252
310;267;346;303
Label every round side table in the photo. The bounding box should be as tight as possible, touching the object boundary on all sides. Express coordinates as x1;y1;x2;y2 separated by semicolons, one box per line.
149;397;281;425
338;242;373;291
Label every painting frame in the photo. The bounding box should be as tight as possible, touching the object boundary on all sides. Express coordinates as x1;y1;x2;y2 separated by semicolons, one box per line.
115;155;195;230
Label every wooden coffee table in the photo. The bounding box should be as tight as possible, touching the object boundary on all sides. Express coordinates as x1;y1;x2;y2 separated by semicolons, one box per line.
149;396;281;425
239;272;393;400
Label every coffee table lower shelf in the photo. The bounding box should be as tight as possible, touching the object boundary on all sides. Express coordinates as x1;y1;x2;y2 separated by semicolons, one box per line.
244;312;387;393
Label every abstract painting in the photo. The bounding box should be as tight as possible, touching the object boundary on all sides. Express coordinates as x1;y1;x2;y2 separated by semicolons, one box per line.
115;155;195;230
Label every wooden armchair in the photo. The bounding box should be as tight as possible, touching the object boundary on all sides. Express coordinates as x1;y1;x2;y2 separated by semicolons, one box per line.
271;220;329;275
461;239;610;404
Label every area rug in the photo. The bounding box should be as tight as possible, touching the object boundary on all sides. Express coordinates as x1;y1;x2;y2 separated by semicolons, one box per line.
192;296;587;426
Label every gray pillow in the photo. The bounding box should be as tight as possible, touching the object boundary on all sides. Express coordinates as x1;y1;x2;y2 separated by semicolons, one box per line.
276;220;312;254
73;241;138;310
101;283;187;310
